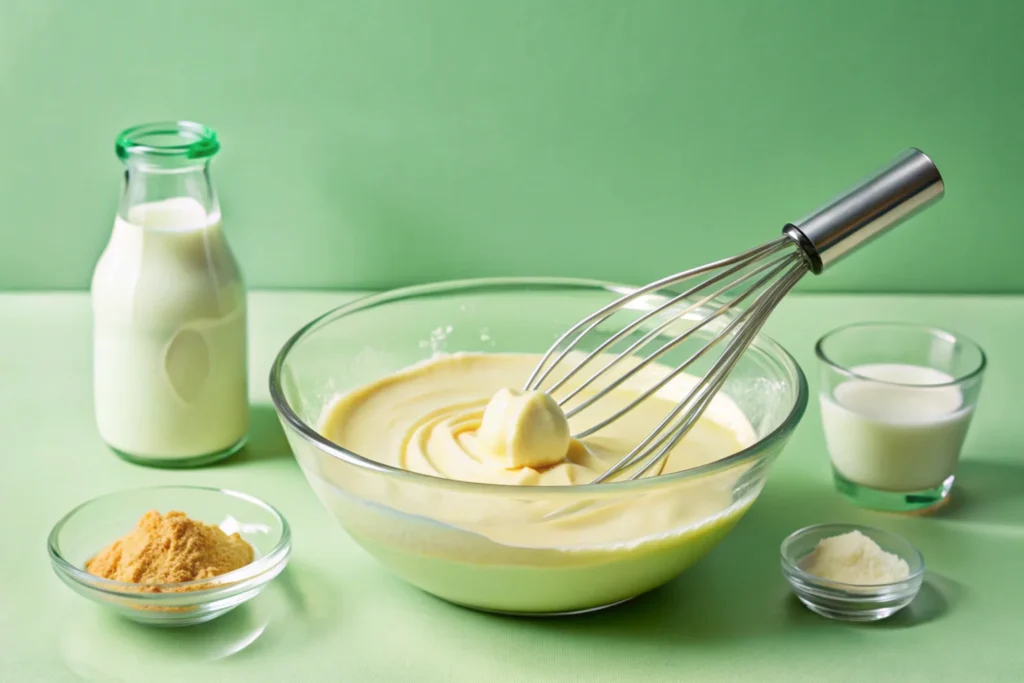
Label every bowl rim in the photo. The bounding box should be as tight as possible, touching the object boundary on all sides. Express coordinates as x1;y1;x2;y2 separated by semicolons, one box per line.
47;485;292;601
269;276;809;495
780;522;926;592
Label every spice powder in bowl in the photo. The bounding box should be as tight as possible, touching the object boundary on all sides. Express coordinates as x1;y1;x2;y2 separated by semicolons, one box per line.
86;510;254;593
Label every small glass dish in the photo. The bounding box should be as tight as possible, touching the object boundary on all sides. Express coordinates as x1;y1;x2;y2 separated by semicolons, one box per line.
780;523;924;622
48;485;291;627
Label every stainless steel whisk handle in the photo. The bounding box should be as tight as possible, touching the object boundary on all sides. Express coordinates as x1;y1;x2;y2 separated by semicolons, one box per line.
783;148;944;274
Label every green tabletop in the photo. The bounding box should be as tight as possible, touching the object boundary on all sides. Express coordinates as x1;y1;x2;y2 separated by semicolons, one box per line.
2;292;1021;682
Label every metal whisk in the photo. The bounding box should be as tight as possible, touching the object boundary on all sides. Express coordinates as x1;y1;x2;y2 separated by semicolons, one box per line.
523;148;944;483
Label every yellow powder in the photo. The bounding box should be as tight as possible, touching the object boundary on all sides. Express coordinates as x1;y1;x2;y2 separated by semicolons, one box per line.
85;510;254;588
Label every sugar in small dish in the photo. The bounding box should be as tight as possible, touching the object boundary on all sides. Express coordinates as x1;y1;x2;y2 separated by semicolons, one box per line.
801;530;909;585
781;523;924;622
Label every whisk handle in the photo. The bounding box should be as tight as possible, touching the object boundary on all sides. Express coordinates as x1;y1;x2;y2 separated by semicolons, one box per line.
783;148;944;274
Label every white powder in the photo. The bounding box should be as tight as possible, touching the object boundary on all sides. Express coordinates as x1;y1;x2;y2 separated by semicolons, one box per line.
800;530;910;585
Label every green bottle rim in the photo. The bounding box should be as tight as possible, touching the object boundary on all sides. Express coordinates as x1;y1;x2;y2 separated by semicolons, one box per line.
115;121;220;161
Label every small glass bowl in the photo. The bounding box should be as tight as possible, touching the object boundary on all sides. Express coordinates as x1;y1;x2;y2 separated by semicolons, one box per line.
780;523;925;622
48;486;291;627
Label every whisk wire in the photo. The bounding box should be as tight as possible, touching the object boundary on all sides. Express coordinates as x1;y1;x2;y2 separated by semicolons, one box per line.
541;245;793;400
522;237;790;392
561;252;799;427
589;261;807;483
620;264;807;481
553;250;795;409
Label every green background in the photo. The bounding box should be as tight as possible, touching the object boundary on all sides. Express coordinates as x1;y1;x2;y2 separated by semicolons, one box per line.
2;0;1021;293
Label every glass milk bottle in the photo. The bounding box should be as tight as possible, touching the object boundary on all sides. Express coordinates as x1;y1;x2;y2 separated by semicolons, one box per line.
91;121;248;467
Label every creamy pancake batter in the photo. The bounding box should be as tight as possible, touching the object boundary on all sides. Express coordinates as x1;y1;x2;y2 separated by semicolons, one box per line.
311;352;762;613
321;353;753;487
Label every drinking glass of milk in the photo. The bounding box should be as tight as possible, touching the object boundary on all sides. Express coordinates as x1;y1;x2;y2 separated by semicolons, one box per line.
91;122;248;467
816;323;986;513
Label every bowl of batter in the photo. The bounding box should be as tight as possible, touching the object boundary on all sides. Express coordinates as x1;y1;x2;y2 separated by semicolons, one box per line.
270;278;807;615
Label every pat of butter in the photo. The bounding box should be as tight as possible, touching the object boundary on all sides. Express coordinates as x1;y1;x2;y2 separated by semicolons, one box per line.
476;388;571;469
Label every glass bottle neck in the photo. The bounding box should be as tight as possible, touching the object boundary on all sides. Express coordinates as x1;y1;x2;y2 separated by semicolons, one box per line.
119;160;219;226
115;121;221;228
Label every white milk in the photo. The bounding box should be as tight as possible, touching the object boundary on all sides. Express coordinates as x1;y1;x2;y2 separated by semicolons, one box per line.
820;363;972;491
91;197;248;460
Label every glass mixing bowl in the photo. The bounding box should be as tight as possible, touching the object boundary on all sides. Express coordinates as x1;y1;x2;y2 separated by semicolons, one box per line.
270;278;807;615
